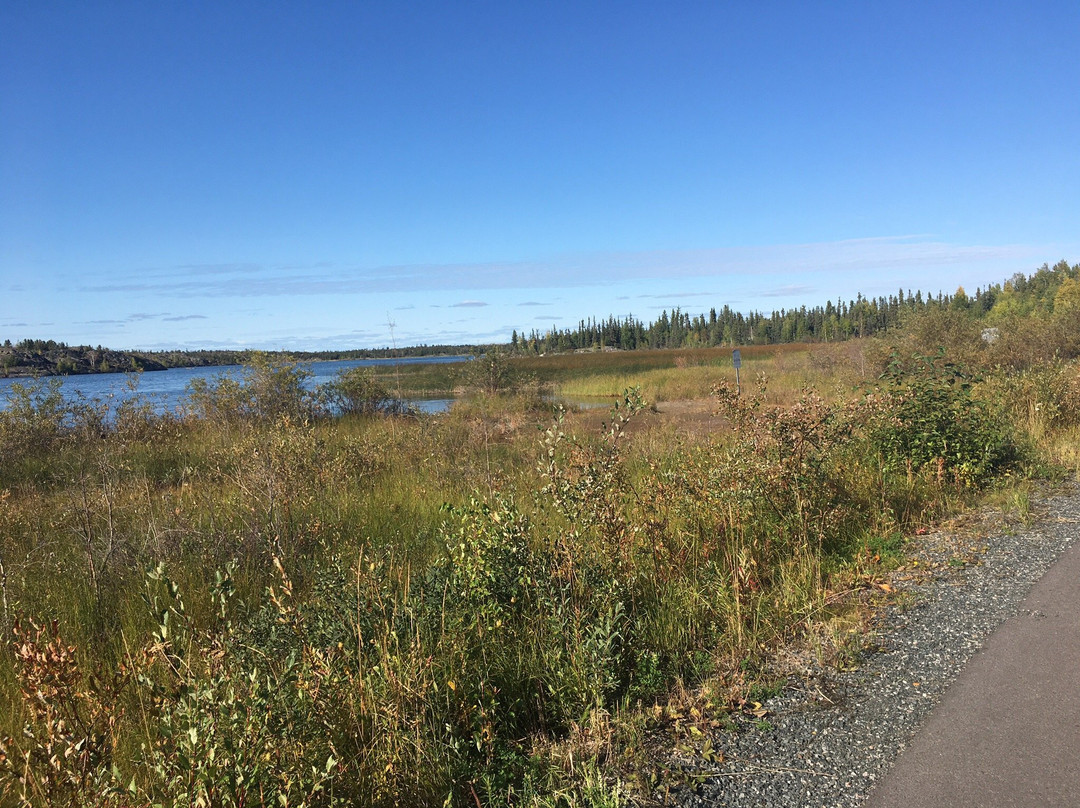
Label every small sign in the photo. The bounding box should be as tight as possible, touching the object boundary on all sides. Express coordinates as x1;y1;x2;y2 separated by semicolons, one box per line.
732;349;741;369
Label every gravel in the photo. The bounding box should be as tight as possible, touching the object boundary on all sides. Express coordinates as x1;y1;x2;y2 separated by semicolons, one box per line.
673;483;1080;808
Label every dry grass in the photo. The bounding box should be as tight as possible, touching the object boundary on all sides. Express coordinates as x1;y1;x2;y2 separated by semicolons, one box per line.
0;346;1074;807
553;342;870;404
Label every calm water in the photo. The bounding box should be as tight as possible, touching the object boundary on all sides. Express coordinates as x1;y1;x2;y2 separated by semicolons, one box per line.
0;356;468;415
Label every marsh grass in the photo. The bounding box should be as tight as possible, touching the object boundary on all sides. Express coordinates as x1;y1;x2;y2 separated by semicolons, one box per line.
0;345;1072;806
381;344;814;401
550;342;869;405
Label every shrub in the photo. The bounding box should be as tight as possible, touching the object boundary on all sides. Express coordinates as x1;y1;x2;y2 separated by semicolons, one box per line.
866;307;987;375
984;310;1080;370
978;360;1080;439
460;348;526;395
184;372;248;424
220;418;329;566
0;380;68;468
712;379;860;552
186;353;315;423
137;575;345;808
1;618;132;808
320;367;411;416
244;353;315;420
868;350;1020;485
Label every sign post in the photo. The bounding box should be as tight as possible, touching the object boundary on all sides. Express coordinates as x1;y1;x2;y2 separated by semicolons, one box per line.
732;348;742;395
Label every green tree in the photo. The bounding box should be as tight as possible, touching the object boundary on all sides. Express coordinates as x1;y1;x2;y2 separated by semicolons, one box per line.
1053;276;1080;314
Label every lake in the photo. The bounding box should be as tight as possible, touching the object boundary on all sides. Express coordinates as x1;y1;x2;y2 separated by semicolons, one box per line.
0;356;468;416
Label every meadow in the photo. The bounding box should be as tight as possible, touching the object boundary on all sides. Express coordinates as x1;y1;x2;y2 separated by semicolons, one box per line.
366;343;860;413
1;312;1078;807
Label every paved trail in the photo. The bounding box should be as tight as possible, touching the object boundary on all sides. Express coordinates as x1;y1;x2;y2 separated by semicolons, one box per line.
866;529;1080;808
678;485;1080;808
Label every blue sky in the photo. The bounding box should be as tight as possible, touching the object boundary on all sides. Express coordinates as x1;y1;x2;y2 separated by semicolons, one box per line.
2;1;1078;350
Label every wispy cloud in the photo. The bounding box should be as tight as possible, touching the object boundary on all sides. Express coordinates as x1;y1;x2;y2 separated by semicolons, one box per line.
81;312;179;325
78;237;1045;302
451;300;488;308
760;284;816;298
141;337;255;350
377;325;511;345
167;263;263;276
518;300;549;307
637;291;715;299
163;314;208;322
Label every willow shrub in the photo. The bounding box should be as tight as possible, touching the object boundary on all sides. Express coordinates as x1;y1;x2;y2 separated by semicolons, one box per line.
868;350;1022;486
0;380;69;484
185;353;316;424
319;367;412;416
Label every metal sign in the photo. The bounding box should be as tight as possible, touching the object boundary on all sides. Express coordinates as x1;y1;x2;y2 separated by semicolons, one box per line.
732;349;741;369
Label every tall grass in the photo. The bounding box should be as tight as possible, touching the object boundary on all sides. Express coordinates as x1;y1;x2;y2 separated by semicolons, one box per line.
551;342;868;404
381;344;814;400
0;344;1070;806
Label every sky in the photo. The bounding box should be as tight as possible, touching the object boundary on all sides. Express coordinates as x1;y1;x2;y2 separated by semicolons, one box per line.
2;1;1079;351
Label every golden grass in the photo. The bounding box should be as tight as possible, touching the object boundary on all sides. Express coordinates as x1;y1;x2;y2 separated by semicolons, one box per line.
553;341;872;403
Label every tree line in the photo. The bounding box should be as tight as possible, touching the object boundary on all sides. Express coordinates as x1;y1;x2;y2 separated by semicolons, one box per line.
5;260;1079;377
511;260;1080;354
0;339;476;378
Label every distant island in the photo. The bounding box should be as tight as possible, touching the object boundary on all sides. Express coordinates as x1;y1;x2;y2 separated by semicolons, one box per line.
0;339;478;379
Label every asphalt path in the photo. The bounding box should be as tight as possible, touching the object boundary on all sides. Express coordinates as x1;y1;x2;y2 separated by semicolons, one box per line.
677;485;1080;808
866;532;1080;808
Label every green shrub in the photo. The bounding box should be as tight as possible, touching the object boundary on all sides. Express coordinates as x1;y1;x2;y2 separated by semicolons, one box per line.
0;380;68;470
866;308;986;375
185;372;249;424
459;348;527;395
186;354;315;423
869;350;1020;485
320;367;410;416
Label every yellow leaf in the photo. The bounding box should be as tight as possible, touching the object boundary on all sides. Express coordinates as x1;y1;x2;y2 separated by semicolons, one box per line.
748;701;769;718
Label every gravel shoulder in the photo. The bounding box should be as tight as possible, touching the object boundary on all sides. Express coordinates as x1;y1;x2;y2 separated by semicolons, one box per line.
674;482;1080;808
